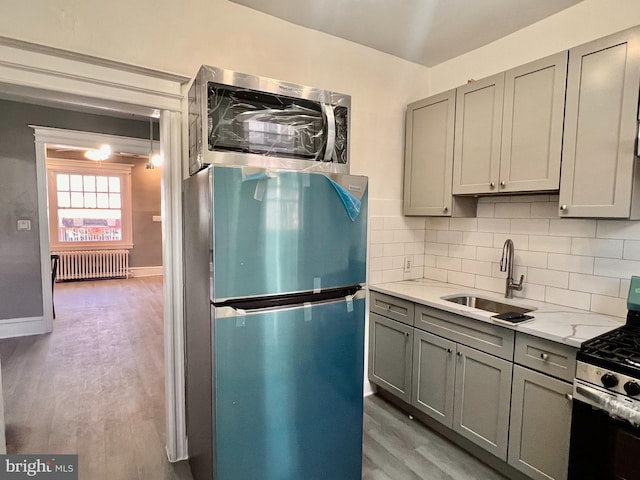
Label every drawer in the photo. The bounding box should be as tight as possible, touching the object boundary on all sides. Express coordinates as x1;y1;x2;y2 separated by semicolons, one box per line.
514;333;577;382
415;305;514;361
369;291;415;326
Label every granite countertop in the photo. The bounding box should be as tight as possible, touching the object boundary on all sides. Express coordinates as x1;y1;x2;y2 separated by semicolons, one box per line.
369;279;625;348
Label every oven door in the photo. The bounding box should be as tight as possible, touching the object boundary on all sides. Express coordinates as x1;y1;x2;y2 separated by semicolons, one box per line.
568;381;640;480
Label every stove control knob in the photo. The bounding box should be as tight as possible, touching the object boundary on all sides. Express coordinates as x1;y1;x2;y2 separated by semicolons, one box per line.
624;381;640;397
601;373;618;389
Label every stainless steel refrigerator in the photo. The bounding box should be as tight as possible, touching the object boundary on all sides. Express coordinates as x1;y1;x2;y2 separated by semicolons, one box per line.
184;164;367;480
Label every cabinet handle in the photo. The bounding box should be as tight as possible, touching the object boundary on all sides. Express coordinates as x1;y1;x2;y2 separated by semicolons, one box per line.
489;182;495;189
565;393;573;401
457;351;463;357
443;206;448;213
540;353;549;361
500;181;505;188
447;348;452;353
405;332;410;337
386;304;391;310
560;205;567;212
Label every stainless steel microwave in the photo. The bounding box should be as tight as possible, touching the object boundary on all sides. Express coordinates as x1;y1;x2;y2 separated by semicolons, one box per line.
188;65;351;175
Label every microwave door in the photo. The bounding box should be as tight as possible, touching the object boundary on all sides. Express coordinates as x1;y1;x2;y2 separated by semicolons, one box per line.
321;104;336;161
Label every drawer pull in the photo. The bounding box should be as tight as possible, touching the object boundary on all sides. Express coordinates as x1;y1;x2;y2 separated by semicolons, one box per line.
386;304;391;310
540;353;549;361
565;393;573;401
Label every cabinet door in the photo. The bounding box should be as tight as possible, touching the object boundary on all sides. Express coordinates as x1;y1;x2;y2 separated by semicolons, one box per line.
368;313;413;403
404;90;456;216
559;27;640;218
453;345;512;460
508;366;573;480
453;73;504;195
412;330;456;428
500;52;567;193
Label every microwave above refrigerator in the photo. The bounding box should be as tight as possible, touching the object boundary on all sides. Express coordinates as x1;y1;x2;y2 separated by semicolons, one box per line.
188;65;350;175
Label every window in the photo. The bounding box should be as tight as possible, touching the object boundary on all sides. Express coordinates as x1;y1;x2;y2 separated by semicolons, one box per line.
47;158;133;250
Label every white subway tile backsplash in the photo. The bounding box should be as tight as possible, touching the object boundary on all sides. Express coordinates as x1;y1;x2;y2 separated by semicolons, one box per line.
527;267;569;288
383;243;405;257
425;242;449;256
449;218;478;231
463;231;494;247
494;203;531;218
370;201;640;317
448;271;476;288
571;238;623;259
530;202;559;218
437;230;463;244
597;220;640;240
474;275;505;294
495;202;531;218
448;244;477;260
549;219;596;237
623;240;640;260
425;217;450;230
382;269;404;283
590;294;626;318
529;235;571;254
423;266;448;282
476;247;501;262
478;218;510;233
437;256;462;271
545;287;591;310
476;203;495;218
511;218;549;235
462;259;493;276
493;233;529;250
569;273;620;297
370;217;385;230
620;278;631;298
548;253;593;274
594;258;640;279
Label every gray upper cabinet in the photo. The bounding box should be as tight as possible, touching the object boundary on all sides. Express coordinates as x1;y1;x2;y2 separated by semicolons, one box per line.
508;365;573;480
500;52;568;193
453;54;567;195
368;312;413;403
559;26;640;218
453;74;504;195
404;90;456;216
453;344;513;461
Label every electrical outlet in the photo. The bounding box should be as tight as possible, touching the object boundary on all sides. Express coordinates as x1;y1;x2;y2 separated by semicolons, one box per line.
404;255;413;273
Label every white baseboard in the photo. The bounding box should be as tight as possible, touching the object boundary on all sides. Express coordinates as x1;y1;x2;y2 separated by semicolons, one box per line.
0;316;50;339
129;266;163;277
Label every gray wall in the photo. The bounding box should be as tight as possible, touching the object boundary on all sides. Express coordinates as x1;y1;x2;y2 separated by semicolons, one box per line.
0;99;153;320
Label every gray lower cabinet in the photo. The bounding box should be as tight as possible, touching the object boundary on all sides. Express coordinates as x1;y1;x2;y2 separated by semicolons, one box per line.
508;365;573;480
412;329;456;427
412;330;512;461
368;312;413;403
453;344;513;461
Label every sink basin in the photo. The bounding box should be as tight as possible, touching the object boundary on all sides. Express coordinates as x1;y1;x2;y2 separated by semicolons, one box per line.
442;295;535;315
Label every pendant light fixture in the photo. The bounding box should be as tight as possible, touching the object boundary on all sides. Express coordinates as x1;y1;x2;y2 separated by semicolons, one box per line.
146;117;163;169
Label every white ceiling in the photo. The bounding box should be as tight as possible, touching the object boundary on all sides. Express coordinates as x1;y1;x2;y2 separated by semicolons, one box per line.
230;0;582;67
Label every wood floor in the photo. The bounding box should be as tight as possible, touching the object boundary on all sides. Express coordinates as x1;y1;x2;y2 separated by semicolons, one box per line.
0;276;507;480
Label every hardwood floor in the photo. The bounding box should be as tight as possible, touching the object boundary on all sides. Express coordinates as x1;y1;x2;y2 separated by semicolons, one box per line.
0;276;192;480
0;276;507;480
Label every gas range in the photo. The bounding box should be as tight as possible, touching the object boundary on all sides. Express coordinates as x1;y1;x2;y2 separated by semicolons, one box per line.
573;311;640;427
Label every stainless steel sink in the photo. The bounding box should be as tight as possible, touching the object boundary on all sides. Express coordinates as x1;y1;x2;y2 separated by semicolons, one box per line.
442;295;535;315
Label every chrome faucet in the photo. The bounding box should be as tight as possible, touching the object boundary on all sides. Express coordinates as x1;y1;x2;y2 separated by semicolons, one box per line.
500;239;524;299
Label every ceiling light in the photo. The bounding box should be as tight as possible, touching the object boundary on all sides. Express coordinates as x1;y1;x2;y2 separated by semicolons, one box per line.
85;144;111;161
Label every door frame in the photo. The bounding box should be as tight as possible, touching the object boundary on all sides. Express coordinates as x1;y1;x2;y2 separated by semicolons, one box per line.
0;36;189;461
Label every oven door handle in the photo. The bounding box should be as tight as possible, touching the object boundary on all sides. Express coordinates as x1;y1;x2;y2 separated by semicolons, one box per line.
321;103;336;162
574;382;640;428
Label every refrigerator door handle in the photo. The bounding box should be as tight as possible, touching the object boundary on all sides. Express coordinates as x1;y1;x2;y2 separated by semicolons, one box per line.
322;103;336;162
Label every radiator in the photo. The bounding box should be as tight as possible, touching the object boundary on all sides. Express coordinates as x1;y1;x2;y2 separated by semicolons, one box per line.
54;250;129;281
